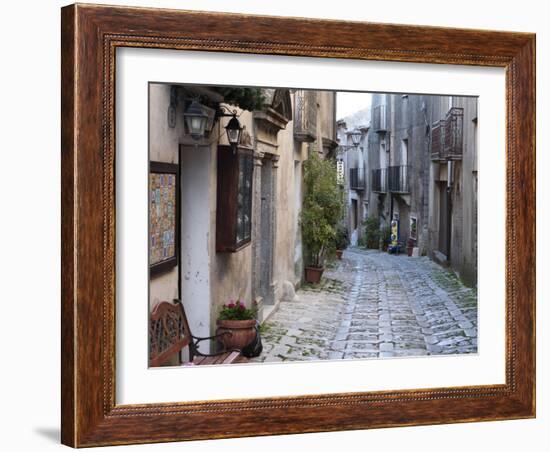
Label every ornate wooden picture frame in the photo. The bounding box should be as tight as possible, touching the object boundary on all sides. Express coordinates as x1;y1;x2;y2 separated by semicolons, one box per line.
61;3;535;447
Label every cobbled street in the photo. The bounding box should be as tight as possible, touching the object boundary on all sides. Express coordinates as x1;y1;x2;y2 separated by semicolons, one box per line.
252;248;477;363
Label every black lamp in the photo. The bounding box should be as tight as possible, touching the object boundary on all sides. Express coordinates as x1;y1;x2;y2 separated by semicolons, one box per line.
225;114;243;147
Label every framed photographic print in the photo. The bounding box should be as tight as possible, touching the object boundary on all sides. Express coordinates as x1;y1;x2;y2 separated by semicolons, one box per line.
61;3;535;447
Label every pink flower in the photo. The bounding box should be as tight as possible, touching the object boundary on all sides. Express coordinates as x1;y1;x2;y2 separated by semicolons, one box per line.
239;304;245;310
227;302;235;309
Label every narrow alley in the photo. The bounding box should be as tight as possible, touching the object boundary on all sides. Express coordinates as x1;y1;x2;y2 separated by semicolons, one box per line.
253;248;478;363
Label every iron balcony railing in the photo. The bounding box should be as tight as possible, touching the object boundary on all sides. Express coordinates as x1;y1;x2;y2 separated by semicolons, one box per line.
349;168;366;191
293;90;317;142
388;165;410;193
431;107;464;161
371;168;388;193
373;104;387;133
444;107;464;160
431;119;445;162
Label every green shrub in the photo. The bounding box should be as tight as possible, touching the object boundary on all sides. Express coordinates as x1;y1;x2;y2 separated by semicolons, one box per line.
213;87;265;111
334;224;349;250
363;217;381;249
301;152;344;268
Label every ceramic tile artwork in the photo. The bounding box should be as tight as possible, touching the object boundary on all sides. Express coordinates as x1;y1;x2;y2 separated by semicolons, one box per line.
149;173;176;265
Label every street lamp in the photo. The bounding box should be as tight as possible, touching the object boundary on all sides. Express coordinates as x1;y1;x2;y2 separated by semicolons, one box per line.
225;114;243;147
183;99;243;148
183;99;209;140
350;128;362;146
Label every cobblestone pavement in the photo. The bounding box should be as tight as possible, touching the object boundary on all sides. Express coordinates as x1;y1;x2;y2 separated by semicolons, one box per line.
251;248;477;363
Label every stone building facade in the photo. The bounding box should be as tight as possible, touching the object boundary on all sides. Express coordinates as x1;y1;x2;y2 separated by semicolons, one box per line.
428;95;478;286
336;121;369;247
338;93;478;287
148;84;337;353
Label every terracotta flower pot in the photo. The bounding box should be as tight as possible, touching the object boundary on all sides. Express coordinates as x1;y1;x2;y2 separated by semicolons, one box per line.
216;319;257;350
336;249;343;260
305;266;324;284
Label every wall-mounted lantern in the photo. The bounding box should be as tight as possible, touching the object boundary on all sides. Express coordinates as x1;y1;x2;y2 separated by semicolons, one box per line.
350;128;362;146
182;97;243;148
225;114;243;147
183;99;209;140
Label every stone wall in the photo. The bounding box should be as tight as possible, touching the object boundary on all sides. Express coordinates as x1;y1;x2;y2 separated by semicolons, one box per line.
148;84;182;311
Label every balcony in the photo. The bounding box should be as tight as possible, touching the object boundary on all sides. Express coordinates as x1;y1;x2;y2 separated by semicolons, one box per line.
388;165;410;193
431;107;464;161
444;107;464;160
349;168;366;191
293;90;317;142
373;104;387;133
430;119;445;162
371;168;387;193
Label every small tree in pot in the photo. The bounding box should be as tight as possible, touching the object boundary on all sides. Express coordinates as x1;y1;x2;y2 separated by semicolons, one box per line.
301;151;344;283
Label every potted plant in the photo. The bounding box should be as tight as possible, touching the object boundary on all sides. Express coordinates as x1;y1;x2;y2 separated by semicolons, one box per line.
301;151;344;283
334;224;348;259
215;300;257;350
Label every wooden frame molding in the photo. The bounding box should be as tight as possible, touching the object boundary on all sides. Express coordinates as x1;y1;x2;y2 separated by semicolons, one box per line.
61;3;535;447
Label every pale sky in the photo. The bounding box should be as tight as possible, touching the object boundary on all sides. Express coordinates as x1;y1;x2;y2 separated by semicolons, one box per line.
336;91;372;121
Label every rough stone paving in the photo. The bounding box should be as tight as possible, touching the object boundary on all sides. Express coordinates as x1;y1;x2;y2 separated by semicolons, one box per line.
251;248;478;363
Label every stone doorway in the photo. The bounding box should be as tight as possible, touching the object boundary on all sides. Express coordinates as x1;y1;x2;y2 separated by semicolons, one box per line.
259;156;276;308
438;181;450;258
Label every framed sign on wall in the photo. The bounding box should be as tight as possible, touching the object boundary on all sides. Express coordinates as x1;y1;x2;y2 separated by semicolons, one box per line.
149;161;179;277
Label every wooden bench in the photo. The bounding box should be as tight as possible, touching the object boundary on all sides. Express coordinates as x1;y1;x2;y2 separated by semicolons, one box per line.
149;299;247;367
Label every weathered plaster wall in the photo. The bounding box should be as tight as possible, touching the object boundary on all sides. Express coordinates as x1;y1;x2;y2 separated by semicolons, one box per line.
273;106;299;295
367;93;391;229
450;97;478;286
427;95;478;286
318;90;336;144
340;129;369;245
390;93;431;248
148;83;183;311
210;110;254;332
180;143;212;344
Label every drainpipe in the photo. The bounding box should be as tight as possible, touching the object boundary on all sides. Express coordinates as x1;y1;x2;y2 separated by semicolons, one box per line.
447;160;453;187
446;160;453;260
388;131;393;226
